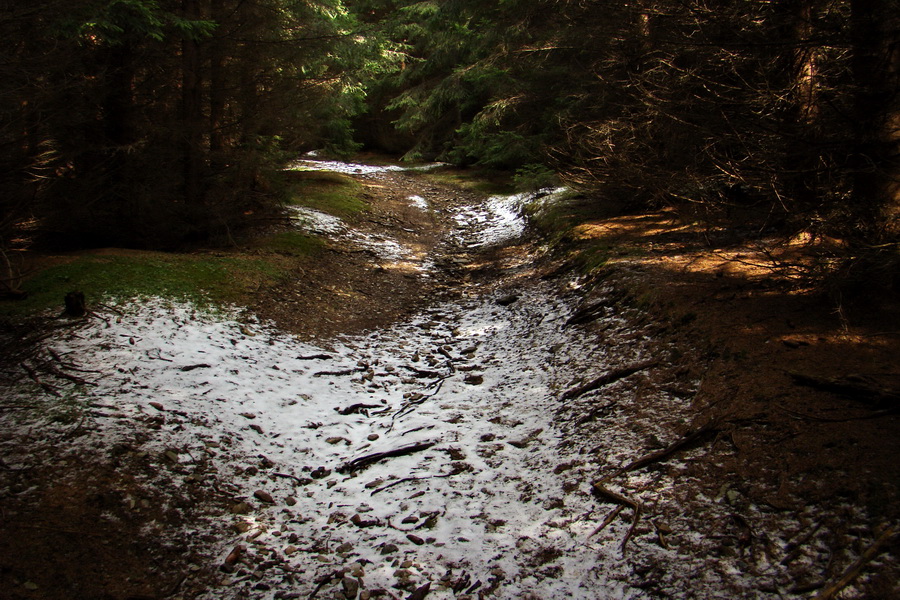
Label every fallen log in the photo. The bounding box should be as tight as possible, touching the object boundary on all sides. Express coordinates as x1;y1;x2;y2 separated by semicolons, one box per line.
337;441;437;474
561;359;659;401
788;372;900;405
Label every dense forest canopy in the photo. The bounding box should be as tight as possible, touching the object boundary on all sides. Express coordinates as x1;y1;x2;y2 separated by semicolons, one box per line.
1;0;898;285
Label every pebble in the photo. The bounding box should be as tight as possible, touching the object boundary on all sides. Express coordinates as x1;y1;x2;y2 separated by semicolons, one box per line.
253;490;275;504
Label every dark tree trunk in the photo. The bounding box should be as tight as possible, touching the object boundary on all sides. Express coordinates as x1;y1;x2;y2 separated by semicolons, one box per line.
182;0;204;205
850;0;900;241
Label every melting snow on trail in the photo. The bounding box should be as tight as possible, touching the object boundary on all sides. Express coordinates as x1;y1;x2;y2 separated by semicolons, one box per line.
452;188;567;249
41;285;650;599
290;206;413;262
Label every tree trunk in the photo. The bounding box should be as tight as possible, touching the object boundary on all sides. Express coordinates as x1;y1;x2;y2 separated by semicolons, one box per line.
850;0;900;241
182;0;204;205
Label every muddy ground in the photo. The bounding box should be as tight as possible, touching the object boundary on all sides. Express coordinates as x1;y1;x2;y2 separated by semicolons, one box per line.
0;161;898;599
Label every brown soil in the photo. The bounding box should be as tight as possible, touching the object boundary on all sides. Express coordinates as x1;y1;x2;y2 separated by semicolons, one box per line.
1;168;898;599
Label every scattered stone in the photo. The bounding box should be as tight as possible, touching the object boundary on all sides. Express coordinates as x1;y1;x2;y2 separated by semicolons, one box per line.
234;522;252;533
224;544;244;566
240;412;257;419
380;543;399;555
402;515;418;524
342;576;360;599
244;465;259;476
249;424;264;434
254;490;275;504
285;496;297;507
463;374;484;385
163;450;180;463
148;402;164;411
365;479;385;489
284;545;298;556
311;466;331;479
496;294;519;306
336;542;354;554
480;433;496;442
351;514;379;528
230;502;253;515
326;437;349;445
368;433;380;441
407;582;431;600
406;534;425;545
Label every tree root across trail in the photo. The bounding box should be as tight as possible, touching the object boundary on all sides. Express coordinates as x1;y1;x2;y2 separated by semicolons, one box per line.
1;158;898;600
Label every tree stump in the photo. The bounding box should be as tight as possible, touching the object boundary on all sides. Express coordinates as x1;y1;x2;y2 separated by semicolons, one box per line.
64;291;86;317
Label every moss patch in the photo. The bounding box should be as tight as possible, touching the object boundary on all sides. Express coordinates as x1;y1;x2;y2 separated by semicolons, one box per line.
2;251;288;317
283;170;368;218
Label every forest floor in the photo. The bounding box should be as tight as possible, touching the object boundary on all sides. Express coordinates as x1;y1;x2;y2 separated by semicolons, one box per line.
0;157;898;600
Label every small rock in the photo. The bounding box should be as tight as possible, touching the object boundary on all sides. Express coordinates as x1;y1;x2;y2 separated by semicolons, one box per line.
326;437;348;445
148;402;164;411
239;412;257;419
351;514;378;528
249;424;264;434
496;294;519;306
380;543;399;555
23;582;38;591
406;534;425;545
480;433;496;442
407;582;431;600
367;433;380;441
311;466;331;479
224;544;244;565
336;542;354;554
285;496;297;507
230;502;253;515
463;374;484;386
342;577;360;599
284;545;298;556
234;522;252;533
402;515;418;524
254;490;275;504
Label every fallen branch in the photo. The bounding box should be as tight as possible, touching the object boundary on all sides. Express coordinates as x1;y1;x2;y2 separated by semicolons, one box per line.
21;362;61;397
789;372;900;405
812;525;898;600
337;441;437;474
313;366;366;377
591;483;642;554
371;471;457;496
561;360;659;401
597;421;719;485
587;505;624;540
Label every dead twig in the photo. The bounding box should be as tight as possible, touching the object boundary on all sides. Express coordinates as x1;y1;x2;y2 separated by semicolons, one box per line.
338;441;437;474
586;505;624;540
812;525;898;600
597;421;719;485
560;360;659;401
591;483;642;554
21;362;61;397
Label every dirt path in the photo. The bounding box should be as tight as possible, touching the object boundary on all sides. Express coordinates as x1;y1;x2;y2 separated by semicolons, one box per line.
1;159;898;600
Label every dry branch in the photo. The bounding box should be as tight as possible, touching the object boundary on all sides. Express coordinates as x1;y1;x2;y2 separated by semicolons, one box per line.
597;421;718;484
812;525;898;600
560;359;659;401
591;483;642;554
337;441;437;474
789;372;900;405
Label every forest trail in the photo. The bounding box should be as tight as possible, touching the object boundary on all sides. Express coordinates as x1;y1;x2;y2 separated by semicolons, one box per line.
1;158;897;600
